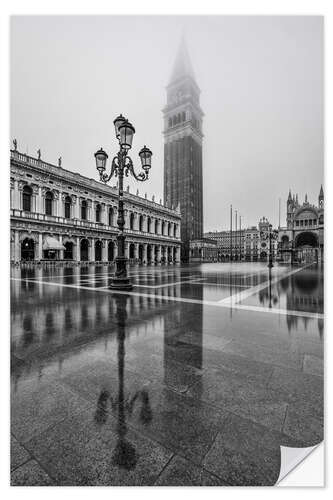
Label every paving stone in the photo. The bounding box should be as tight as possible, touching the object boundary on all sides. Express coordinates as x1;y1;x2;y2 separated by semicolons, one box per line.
303;354;324;377
155;455;228;486
25;406;173;486
11;380;92;443
11;435;31;471
11;460;53;486
187;367;287;432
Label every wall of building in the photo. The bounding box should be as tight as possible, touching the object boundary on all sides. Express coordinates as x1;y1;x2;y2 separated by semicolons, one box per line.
10;150;181;264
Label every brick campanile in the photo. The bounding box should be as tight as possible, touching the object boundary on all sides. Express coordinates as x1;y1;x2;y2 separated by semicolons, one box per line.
163;38;204;262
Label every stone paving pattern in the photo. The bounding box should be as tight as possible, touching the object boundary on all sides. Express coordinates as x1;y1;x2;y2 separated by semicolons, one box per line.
10;263;324;486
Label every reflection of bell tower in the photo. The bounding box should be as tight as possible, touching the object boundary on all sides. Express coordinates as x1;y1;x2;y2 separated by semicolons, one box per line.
163;38;204;262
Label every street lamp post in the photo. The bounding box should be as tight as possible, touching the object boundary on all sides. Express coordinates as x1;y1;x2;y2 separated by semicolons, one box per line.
268;224;274;269
95;114;152;290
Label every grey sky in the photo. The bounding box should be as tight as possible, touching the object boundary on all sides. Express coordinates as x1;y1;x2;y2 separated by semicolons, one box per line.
10;15;323;231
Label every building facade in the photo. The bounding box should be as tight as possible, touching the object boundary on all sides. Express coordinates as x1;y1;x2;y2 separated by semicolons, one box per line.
204;217;278;262
189;238;218;262
10;149;181;264
163;39;204;262
278;188;324;264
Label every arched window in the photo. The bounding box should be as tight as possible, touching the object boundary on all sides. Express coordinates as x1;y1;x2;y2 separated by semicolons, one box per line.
177;113;181;123
182;111;186;122
108;207;114;226
45;191;53;216
64;196;71;219
147;217;151;233
161;221;165;235
81;200;87;220
172;116;177;126
168;222;171;236
129;212;135;230
168;117;172;128
319;214;324;224
174;224;177;238
22;185;32;212
155;219;159;234
96;203;101;223
139;215;143;232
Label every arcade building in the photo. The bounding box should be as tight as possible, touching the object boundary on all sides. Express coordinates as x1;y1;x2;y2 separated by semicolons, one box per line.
10;148;181;265
278;187;324;264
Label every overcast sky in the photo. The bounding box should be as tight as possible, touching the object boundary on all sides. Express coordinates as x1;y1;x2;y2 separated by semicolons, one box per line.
11;15;323;231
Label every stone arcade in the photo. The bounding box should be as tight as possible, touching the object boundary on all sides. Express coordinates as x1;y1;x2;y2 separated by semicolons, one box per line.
10;149;181;264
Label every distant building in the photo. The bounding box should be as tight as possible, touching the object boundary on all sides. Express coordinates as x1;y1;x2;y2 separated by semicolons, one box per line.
278;187;324;264
189;238;217;262
204;217;278;262
163;38;204;262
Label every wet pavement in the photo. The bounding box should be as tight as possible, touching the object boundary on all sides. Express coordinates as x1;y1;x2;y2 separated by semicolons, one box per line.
10;262;324;486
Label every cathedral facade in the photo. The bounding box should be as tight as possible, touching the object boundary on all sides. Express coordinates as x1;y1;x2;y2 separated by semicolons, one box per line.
163;39;204;262
278;187;324;264
10;149;181;264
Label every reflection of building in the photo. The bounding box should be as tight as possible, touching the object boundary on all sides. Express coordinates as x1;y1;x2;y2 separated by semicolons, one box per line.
10;149;181;264
163;39;204;262
204;217;278;262
278;187;324;264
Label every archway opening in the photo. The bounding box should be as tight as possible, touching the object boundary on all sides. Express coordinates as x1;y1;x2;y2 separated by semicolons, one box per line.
21;238;35;261
80;239;89;261
108;241;114;261
129;243;135;259
64;241;73;260
295;232;318;248
95;240;102;261
138;244;143;263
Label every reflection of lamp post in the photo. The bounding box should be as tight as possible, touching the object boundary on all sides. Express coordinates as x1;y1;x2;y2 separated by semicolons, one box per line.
95;115;152;290
94;294;152;471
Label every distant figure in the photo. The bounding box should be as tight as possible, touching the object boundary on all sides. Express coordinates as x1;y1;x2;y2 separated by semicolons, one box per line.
152;195;155;202
58;156;62;167
145;193;147;199
159;199;162;204
13;139;17;151
37;149;41;160
136;189;139;196
127;185;130;192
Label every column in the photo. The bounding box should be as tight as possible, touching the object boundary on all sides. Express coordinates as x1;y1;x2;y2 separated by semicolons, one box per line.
36;187;42;213
134;242;139;260
14;230;20;262
175;246;181;264
87;200;92;221
102;204;107;225
102;240;108;262
12;180;20;210
38;233;43;260
59;235;64;260
124;242;129;259
143;243;147;264
75;236;80;261
89;238;94;261
156;244;161;264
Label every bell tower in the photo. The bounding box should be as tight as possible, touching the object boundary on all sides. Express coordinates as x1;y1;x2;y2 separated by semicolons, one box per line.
163;38;204;262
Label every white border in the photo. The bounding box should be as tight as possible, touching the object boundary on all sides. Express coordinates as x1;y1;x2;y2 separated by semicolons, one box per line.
1;1;331;497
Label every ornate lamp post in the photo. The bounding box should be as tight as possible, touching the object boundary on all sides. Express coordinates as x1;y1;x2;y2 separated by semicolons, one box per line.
268;224;274;269
95;115;152;290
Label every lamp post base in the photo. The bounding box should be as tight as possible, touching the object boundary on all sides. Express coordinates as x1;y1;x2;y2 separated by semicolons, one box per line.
109;278;133;291
109;256;133;291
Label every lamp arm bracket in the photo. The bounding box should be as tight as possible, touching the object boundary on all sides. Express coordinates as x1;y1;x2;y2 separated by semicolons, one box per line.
124;157;148;182
100;156;119;183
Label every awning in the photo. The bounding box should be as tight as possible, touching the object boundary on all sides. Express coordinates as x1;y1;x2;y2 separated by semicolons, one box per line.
43;236;66;250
